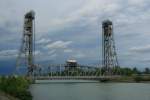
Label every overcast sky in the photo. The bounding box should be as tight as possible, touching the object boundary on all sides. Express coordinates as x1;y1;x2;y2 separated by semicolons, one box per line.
0;0;150;74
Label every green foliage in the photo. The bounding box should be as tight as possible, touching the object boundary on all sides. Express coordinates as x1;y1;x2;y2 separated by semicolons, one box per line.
134;76;142;82
0;76;32;100
121;68;133;76
144;68;150;74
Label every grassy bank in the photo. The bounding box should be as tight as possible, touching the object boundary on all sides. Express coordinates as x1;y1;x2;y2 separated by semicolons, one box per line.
0;76;32;100
0;91;19;100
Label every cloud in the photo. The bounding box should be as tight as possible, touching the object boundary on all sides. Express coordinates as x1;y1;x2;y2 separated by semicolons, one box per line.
45;40;73;49
34;50;42;55
128;0;148;6
64;49;73;53
139;58;150;63
36;38;51;44
50;53;57;58
34;50;57;62
74;53;85;59
129;45;150;54
0;50;18;59
48;50;56;55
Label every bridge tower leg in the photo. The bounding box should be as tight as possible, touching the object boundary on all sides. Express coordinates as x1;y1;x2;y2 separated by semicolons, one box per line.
102;20;119;75
16;11;35;76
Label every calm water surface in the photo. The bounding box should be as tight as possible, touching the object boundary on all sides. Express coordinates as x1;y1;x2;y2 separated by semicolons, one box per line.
30;81;150;100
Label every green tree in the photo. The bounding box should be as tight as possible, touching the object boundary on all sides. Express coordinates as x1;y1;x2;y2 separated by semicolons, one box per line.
132;67;140;74
144;68;150;74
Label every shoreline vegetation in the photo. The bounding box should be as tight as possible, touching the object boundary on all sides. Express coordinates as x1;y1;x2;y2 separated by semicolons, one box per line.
100;75;150;83
99;67;150;82
0;76;32;100
0;91;19;100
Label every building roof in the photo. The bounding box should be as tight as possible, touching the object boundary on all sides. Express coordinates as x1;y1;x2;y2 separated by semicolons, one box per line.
66;59;77;63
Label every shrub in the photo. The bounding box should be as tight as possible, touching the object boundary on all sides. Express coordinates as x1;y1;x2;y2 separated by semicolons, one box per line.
0;76;32;100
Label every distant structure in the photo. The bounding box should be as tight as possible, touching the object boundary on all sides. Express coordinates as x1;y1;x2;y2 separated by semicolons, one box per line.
102;20;119;75
65;59;78;70
16;11;35;76
64;59;79;75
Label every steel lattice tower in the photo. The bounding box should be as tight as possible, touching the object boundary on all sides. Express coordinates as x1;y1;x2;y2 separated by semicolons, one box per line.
16;11;35;76
102;20;119;75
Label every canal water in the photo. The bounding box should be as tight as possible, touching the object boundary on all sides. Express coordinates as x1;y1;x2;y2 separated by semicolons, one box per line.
30;81;150;100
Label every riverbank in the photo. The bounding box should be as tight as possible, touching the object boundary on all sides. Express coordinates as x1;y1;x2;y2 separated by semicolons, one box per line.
100;75;150;83
0;91;19;100
0;76;32;100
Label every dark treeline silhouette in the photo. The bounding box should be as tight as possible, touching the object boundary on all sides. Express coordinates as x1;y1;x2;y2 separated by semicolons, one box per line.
118;67;150;76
